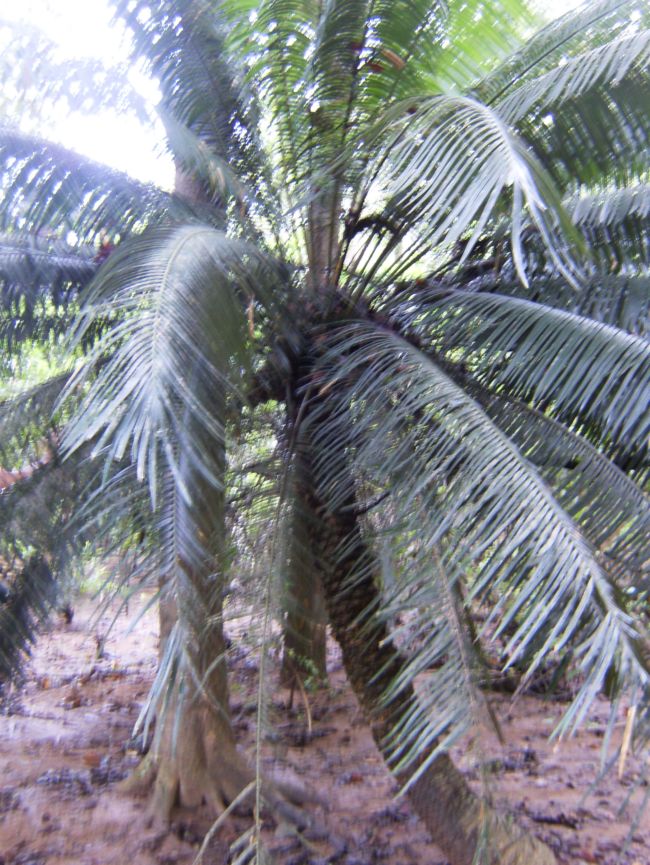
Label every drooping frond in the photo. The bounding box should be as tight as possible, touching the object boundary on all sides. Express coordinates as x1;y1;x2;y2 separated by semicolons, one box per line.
519;71;650;191
568;185;650;270
458;381;650;572
65;342;237;759
346;94;581;292
438;250;650;336
378;546;492;781
554;273;650;336
0;233;95;351
0;450;93;679
0;127;174;241
0;554;56;681
62;224;284;502
475;3;650;191
311;321;649;743
0;233;95;287
0;373;69;466
387;286;650;457
571;184;650;232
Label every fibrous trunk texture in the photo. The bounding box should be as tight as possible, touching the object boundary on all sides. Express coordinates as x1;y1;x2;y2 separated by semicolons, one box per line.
299;438;556;865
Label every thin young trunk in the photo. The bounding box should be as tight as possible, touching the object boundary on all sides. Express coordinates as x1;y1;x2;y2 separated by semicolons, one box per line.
154;169;241;815
148;576;254;822
298;440;556;865
122;377;254;822
281;469;328;686
281;570;328;687
123;571;254;824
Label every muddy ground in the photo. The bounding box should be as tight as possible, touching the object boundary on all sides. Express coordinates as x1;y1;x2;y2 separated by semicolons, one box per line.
0;594;648;865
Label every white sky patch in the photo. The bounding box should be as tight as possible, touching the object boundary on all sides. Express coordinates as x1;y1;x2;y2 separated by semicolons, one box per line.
534;0;585;17
3;0;174;188
3;0;590;187
5;0;125;61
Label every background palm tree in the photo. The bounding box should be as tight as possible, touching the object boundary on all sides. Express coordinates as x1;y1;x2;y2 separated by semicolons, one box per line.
1;1;649;863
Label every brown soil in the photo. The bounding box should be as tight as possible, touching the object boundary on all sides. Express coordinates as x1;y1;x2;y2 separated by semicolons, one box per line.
0;594;647;865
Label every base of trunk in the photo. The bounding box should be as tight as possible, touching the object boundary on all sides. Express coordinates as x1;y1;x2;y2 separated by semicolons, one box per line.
120;692;315;831
406;752;556;865
120;689;253;824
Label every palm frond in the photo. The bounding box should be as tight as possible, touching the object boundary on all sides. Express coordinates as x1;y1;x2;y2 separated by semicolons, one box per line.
389;286;650;456
0;234;96;352
379;549;492;781
557;273;650;336
433;182;649;332
0;461;74;567
62;224;283;503
477;4;650;192
347;0;447;105
311;321;648;739
496;29;650;124
568;185;650;269
347;94;581;292
520;73;650;191
440;255;649;337
0;450;93;679
460;381;650;573
477;0;650;105
571;184;650;230
0;373;68;467
72;378;233;754
0;127;174;241
303;0;368;117
0;233;96;286
0;555;56;681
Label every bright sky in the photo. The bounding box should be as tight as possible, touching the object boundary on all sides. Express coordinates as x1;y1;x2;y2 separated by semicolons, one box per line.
3;0;586;188
2;0;175;187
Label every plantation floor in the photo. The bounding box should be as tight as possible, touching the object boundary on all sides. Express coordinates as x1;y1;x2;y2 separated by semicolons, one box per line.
0;594;647;865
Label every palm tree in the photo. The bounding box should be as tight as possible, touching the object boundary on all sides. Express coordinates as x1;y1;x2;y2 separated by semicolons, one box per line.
1;1;649;863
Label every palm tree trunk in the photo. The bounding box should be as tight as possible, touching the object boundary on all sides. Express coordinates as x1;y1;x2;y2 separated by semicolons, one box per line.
123;549;255;825
281;471;328;686
122;379;255;823
299;441;556;865
147;593;254;822
281;569;328;687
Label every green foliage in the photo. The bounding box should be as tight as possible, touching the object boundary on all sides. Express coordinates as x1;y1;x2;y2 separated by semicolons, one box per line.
0;0;648;830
